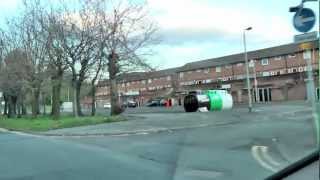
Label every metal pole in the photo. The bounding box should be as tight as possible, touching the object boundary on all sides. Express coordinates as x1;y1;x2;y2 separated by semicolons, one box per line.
253;65;259;102
317;0;320;146
243;31;253;112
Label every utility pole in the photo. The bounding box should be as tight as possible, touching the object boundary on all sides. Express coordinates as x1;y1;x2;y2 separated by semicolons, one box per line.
243;27;253;113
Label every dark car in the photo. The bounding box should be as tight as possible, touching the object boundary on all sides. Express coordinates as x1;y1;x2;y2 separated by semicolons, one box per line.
146;99;166;107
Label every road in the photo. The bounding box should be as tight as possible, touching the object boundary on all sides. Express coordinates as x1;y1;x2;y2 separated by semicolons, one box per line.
0;102;318;180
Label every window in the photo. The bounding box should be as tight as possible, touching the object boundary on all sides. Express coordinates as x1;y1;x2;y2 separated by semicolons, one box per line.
303;51;311;60
179;72;184;78
261;58;269;66
237;63;243;67
148;79;152;83
167;76;171;81
142;80;146;84
262;72;270;77
225;65;232;69
204;68;210;73
288;54;296;58
216;66;221;72
274;56;282;60
196;69;202;73
187;71;192;74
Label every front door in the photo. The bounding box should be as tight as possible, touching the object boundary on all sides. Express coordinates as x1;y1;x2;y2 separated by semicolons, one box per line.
255;88;272;103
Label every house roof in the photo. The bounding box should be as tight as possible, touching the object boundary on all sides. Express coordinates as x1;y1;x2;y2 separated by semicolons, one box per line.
97;67;180;86
178;40;318;72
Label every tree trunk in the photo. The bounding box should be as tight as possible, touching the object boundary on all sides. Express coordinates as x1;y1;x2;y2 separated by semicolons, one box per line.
76;82;83;116
17;98;22;118
91;84;96;116
32;88;40;118
108;52;122;116
22;102;27;115
7;96;15;118
72;81;78;117
12;96;17;115
110;78;122;115
51;75;62;120
72;80;83;117
43;93;46;115
3;95;7;115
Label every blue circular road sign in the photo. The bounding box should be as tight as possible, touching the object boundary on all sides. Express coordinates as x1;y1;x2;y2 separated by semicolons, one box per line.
293;8;316;33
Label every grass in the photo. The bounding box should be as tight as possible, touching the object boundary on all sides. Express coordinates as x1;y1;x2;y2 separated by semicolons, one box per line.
0;115;126;132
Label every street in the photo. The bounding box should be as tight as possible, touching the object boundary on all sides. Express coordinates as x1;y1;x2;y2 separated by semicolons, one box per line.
0;102;318;180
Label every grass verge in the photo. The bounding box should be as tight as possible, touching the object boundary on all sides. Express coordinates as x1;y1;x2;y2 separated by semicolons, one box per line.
0;115;126;132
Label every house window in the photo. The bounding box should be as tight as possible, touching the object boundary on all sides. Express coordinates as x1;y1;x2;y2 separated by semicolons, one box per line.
167;76;171;81
288;54;296;58
216;66;221;73
225;65;232;69
262;72;270;77
303;51;311;60
179;72;184;78
237;63;243;67
142;80;146;84
196;69;202;73
148;79;152;83
261;58;269;66
204;68;210;73
274;56;282;60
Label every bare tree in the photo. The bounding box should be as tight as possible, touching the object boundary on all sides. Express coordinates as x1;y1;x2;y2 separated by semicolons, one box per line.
39;9;69;119
95;1;158;115
89;43;107;116
10;0;50;118
54;0;103;117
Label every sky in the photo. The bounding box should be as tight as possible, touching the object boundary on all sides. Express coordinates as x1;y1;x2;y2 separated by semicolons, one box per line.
0;0;319;69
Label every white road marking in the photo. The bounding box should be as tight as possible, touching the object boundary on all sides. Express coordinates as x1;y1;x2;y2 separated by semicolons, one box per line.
251;146;280;172
261;146;281;167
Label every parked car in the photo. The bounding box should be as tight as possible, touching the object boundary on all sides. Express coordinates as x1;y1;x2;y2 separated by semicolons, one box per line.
123;101;138;108
127;100;138;108
146;99;166;107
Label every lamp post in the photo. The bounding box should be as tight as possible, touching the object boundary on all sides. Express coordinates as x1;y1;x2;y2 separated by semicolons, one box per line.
243;27;253;113
250;60;259;102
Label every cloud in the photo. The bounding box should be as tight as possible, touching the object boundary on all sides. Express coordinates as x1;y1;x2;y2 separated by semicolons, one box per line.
147;0;295;45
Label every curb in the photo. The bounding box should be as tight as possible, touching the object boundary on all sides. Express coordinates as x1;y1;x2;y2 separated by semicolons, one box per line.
30;120;242;137
0;128;8;133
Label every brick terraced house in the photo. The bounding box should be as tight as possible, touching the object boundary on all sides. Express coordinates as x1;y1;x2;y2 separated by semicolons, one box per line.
95;40;320;107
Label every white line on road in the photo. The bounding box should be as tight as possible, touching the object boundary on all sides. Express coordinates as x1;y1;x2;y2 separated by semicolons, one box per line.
251;146;280;172
261;146;281;167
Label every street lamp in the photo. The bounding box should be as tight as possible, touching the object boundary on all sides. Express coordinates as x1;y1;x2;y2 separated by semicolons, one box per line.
250;59;259;102
243;27;253;113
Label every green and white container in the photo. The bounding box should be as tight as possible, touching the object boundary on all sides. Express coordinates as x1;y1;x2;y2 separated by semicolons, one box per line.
183;90;233;112
206;90;233;111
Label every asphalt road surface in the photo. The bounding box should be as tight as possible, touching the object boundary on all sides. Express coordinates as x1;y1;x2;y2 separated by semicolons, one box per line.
0;102;318;180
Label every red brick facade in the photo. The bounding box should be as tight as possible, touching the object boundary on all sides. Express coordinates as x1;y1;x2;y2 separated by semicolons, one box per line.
95;41;320;107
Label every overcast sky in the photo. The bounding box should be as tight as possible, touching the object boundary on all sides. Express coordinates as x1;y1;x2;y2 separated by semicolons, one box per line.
0;0;318;69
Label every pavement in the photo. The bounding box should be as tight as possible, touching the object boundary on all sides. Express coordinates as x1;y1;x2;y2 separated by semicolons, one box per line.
0;101;318;180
